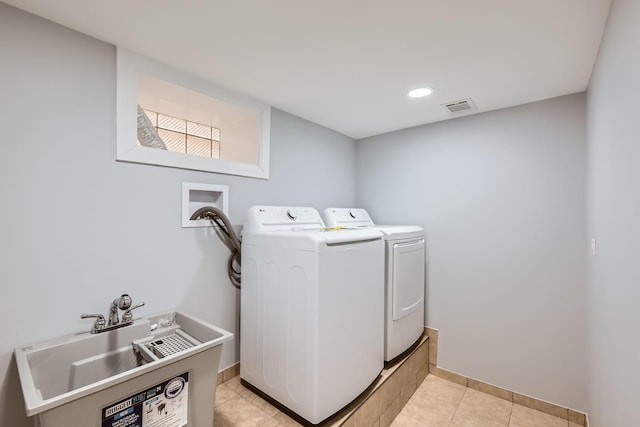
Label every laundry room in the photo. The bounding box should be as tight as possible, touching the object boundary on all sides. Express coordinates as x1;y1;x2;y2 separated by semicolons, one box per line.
0;1;636;426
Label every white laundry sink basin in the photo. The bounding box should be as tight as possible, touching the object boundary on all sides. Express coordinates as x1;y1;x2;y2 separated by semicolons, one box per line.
15;311;233;426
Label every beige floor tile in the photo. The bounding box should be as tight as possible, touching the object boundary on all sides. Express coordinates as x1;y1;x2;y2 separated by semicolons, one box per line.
509;404;568;427
341;415;356;427
417;361;429;384
379;396;403;427
412;340;430;368
271;411;304;426
416;374;467;405
378;373;402;410
451;408;509;427
261;418;281;427
513;394;568;420
457;388;512;425
401;394;458;426
215;383;239;407
353;392;381;427
390;411;428;427
430;365;469;387
426;327;439;366
568;409;586;425
399;375;418;406
330;412;353;426
223;376;255;399
467;378;513;402
222;363;240;382
425;373;468;391
214;395;272;427
245;392;280;417
216;370;572;427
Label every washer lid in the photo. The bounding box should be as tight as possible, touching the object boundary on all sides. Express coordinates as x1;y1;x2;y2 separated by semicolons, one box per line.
242;228;383;251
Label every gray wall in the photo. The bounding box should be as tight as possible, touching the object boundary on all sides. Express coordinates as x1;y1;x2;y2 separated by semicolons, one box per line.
0;4;356;426
7;0;635;425
356;94;588;410
586;0;640;425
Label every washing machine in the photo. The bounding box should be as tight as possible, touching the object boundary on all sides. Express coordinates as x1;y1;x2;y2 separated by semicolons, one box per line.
240;206;384;425
323;208;425;364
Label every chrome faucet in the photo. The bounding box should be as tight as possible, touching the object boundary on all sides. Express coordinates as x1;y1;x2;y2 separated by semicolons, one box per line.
80;313;106;333
82;294;145;334
122;301;146;323
109;294;129;326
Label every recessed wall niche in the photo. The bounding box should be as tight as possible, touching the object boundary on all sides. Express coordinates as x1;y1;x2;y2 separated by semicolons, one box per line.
116;48;271;179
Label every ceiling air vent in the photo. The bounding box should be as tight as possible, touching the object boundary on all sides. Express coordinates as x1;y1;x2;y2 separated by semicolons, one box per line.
442;98;477;114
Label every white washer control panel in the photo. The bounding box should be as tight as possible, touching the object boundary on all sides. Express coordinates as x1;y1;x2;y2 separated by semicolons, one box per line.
244;206;325;233
286;209;297;220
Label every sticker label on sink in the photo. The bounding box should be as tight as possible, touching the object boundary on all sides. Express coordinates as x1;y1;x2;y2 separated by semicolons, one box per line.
101;372;189;427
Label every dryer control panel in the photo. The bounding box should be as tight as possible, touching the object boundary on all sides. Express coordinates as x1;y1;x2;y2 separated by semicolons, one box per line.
322;208;374;228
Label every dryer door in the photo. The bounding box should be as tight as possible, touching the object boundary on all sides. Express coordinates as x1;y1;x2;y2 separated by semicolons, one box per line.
392;239;425;321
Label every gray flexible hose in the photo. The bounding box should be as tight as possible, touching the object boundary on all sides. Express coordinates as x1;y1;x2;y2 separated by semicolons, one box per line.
190;206;242;289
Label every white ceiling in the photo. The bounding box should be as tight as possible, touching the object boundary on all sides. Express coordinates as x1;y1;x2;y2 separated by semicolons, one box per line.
5;0;612;139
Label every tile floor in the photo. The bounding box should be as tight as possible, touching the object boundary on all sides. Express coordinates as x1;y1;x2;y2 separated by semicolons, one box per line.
214;374;579;427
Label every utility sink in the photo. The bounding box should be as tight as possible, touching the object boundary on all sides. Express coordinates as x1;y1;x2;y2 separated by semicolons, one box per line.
15;311;233;426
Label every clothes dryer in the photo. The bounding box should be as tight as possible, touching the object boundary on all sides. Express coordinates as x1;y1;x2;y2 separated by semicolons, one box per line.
323;208;425;364
241;206;384;425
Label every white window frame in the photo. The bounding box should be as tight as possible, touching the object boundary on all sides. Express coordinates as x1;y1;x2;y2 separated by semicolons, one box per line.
116;47;270;179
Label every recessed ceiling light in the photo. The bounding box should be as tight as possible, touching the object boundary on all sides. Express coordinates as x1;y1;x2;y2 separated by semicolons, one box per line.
408;87;433;98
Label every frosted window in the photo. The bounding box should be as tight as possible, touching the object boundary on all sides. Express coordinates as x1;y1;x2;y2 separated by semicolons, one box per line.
212;140;220;158
187;121;211;139
158;129;186;153
142;110;221;159
144;109;157;127
187;135;212;157
158;114;186;133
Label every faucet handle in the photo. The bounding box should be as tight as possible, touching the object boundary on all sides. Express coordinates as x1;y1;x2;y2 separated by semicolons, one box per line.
122;302;145;323
81;314;106;332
